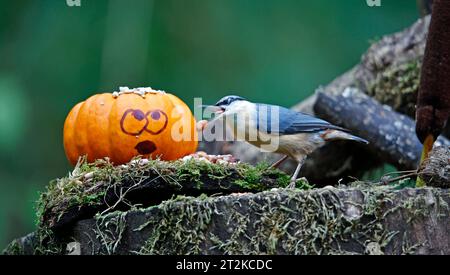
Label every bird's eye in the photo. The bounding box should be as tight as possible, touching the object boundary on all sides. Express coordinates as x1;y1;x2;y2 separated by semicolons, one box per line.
120;109;148;136
145;109;168;135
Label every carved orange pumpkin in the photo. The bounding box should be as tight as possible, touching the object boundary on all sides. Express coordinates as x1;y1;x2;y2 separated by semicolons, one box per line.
63;88;198;165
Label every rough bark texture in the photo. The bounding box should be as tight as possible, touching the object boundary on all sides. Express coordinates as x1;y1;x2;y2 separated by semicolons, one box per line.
200;16;432;185
4;186;449;255
416;0;450;143
419;146;450;188
314;89;450;170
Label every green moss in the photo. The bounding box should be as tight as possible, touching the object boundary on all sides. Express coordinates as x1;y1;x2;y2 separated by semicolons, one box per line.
367;60;421;117
25;155;446;255
137;195;215;255
36;157;296;231
36;157;120;227
91;211;128;255
2;239;23;255
2;228;66;255
176;158;231;188
14;184;447;255
131;185;433;255
234;162;313;191
32;228;66;255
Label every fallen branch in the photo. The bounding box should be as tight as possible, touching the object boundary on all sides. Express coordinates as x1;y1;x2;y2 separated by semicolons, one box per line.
314;88;450;170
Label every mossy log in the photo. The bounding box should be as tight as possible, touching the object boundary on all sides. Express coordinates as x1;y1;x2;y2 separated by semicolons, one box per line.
4;155;450;255
200;16;432;185
5;185;449;255
314;88;450;170
37;158;295;230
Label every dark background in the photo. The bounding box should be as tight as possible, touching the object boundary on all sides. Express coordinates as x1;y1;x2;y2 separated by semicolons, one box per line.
0;0;419;248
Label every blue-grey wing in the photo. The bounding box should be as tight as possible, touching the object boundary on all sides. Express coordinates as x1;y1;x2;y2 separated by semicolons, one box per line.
255;103;347;134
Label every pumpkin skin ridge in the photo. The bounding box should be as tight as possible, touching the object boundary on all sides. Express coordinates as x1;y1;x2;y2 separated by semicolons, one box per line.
145;92;170;159
156;93;173;159
108;95;124;165
166;94;186;159
85;96;97;163
139;94;156;160
63;102;83;165
166;94;198;158
101;94;114;163
73;99;86;162
87;94;113;164
74;96;97;163
73;101;85;162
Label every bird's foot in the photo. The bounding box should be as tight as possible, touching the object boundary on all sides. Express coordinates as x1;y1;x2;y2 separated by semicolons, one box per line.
288;177;309;189
288;177;298;189
287;181;296;189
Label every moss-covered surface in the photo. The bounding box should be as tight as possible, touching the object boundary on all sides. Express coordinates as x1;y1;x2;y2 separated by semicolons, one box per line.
3;156;449;255
2;239;23;255
4;184;449;255
36;157;299;230
366;60;421;118
2;229;65;255
3;157;302;255
68;184;449;255
134;186;446;255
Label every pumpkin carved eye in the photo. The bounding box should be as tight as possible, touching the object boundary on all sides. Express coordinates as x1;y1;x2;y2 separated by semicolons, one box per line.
120;109;148;136
145;110;168;135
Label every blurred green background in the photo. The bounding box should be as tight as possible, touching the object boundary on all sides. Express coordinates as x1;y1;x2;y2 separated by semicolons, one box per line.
0;0;419;248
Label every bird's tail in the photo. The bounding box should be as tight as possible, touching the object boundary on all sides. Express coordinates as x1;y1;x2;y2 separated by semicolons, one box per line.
320;130;369;144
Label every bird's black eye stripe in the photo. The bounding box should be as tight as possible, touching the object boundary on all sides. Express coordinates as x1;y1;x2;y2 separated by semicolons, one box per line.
215;95;246;106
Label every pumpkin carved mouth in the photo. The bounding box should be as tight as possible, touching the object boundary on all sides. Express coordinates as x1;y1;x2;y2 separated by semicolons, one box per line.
135;140;157;155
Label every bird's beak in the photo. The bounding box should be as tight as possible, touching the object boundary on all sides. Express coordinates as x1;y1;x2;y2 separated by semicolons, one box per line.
199;105;225;114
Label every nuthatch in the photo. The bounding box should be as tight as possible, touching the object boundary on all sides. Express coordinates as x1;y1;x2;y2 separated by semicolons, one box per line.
202;95;369;188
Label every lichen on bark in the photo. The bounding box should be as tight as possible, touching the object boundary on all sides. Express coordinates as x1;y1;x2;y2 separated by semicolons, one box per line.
367;60;421;118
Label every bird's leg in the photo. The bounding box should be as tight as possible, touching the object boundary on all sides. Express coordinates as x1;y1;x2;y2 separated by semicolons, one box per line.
270;155;289;169
288;156;306;189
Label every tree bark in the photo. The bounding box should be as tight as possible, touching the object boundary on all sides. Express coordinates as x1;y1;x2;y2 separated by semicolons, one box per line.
419;146;450;188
